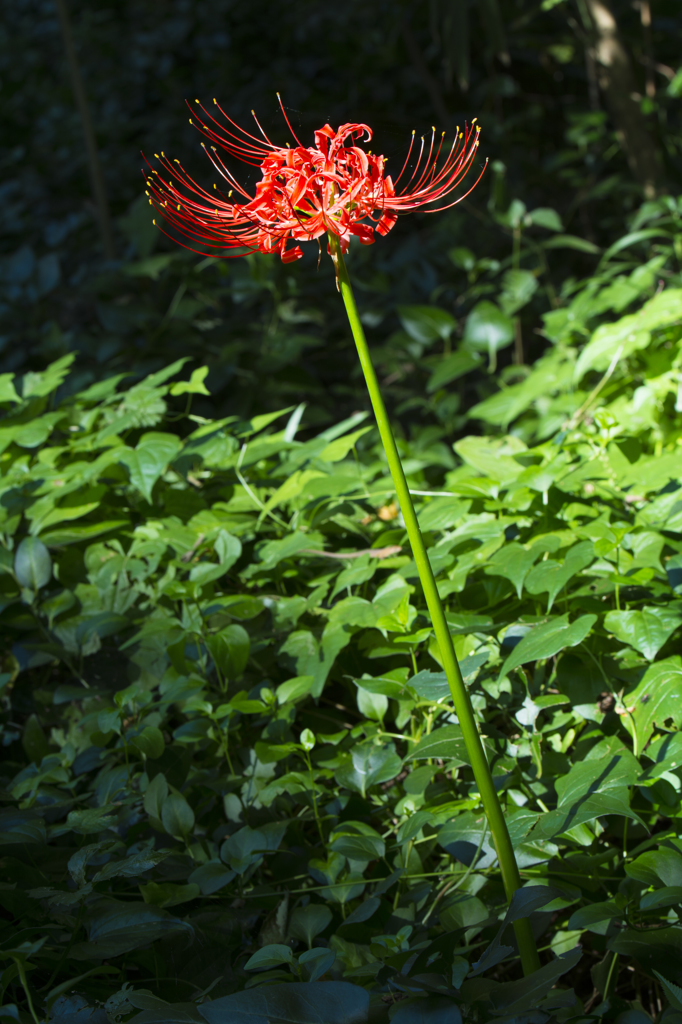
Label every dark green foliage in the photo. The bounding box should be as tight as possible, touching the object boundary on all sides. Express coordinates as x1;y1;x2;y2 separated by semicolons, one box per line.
1;274;682;1016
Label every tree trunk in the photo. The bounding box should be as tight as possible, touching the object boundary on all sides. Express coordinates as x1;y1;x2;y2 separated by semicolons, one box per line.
582;0;665;199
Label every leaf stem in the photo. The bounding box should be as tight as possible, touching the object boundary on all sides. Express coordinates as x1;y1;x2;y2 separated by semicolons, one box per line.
328;233;540;976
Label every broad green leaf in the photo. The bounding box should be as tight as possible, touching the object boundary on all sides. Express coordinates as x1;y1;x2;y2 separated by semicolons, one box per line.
575;288;682;379
489;948;582;1013
245;944;294;970
398;305;456;344
198;982;369;1024
207;624;250;680
21;354;75;398
499;614;596;681
70;901;192;960
140;882;200;908
0;374;20;404
454;435;526;485
131;726;165;760
619;657;682;752
524;540;594;611
319;426;372;462
299;947;336;983
427;350;480;392
14;536;52;589
335;741;402;797
119;432;183;502
169;366;211;396
653;973;682;1013
329;821;385;861
604;605;681;660
463;300;514;368
543;234;600;253
288;904;332;947
161;792;195;839
406;724;473;764
499;269;538;316
528;207;563;231
355;684;387;721
485;542;540;598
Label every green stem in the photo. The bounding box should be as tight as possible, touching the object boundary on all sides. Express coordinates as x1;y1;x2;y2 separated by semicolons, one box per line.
328;233;540;976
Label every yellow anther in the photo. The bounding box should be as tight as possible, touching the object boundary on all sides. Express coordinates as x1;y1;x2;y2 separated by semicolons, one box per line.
214;183;217;189
201;142;205;147
154;153;159;158
145;190;149;195
459;132;463;138
161;151;165;157
177;205;181;210
472;117;477;124
228;190;233;197
152;219;156;224
174;159;180;164
213;97;217;104
432;126;435;132
195;99;200;104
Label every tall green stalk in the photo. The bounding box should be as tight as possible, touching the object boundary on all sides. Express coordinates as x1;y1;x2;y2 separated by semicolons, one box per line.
328;233;540;977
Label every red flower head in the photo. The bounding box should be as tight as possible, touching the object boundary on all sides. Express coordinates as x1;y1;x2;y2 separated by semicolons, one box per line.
145;97;484;264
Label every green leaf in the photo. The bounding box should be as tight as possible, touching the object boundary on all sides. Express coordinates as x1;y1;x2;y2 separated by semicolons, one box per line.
499;614;596;681
119;432;183;502
528;207;563;231
299;947;336;983
335;741;402;797
485;542;541;599
463;301;514;368
0;809;46;845
207;623;250;679
14;536;52;589
21;354;75;398
169;366;211;396
427;350;480;392
619;657;682;752
524;540;594;611
161;791;195;839
329;821;385;861
319;426;372;463
140;882;200;908
568;900;622;929
489;948;582;1013
245;944;295;971
198;983;369;1024
0;374;20;404
604;606;681;660
406;724;476;763
131;726;165;760
499;269;538;316
70;901;193;959
575;288;682;379
543;234;600;253
398;305;456;345
289;904;332;947
355;684;387;721
654;972;682;1012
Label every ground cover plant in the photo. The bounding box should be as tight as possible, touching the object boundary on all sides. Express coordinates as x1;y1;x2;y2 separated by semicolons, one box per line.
1;226;682;1019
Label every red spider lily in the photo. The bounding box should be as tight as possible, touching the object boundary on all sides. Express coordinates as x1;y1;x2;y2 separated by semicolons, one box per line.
144;97;484;263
